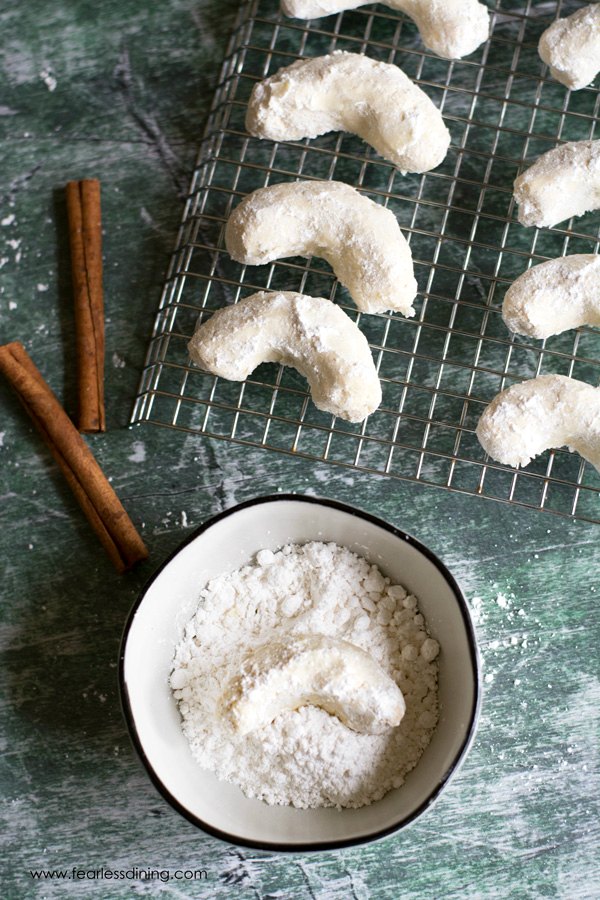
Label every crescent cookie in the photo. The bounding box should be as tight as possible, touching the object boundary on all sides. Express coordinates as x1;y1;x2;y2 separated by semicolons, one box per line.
222;634;405;736
188;291;382;422
538;4;600;91
476;374;600;474
513;140;600;228
502;255;600;340
246;51;450;174
281;0;490;60
225;180;417;316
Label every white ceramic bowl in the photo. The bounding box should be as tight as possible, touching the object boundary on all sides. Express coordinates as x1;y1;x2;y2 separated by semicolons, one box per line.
120;495;481;851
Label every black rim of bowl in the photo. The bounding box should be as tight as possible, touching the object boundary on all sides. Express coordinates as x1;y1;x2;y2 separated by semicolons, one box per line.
119;493;482;853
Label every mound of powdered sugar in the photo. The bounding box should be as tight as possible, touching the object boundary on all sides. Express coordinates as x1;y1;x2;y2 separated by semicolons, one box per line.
170;541;440;809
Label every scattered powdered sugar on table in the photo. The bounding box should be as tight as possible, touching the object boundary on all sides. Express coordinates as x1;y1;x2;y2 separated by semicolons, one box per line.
170;541;440;809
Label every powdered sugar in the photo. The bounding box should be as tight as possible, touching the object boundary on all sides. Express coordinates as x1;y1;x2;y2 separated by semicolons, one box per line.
171;541;439;809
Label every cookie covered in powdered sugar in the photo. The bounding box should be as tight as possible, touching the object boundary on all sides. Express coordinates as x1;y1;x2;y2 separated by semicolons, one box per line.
188;291;382;423
222;633;406;736
476;374;600;473
502;255;600;339
224;180;417;316
538;4;600;91
281;0;490;60
246;51;450;173
513;140;600;228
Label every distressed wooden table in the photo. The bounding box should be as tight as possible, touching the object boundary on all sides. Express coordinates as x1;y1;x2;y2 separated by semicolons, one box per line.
1;1;598;897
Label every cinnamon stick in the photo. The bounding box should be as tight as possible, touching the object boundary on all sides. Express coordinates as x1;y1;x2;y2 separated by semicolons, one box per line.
66;178;105;433
0;341;148;572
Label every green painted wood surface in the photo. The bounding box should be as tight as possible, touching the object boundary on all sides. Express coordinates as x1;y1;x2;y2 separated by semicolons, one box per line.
1;1;598;897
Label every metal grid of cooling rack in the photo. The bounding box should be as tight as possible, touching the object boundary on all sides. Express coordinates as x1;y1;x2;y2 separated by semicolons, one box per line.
132;0;600;524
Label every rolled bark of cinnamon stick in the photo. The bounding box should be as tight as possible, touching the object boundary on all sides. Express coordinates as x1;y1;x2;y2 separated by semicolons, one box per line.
0;341;148;572
66;178;105;433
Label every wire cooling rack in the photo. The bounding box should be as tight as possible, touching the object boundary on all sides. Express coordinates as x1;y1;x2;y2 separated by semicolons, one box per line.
132;0;600;524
